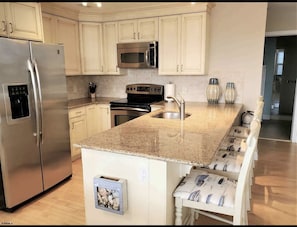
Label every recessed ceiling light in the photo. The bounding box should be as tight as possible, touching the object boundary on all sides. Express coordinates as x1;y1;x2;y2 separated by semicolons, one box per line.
82;2;88;7
96;2;102;8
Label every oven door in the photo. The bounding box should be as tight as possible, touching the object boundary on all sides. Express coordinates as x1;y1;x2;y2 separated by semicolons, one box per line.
110;107;150;128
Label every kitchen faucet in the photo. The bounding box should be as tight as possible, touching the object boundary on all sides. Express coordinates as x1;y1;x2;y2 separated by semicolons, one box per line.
167;95;185;120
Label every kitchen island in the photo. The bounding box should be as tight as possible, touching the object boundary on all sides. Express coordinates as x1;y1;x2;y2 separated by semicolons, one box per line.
77;102;243;225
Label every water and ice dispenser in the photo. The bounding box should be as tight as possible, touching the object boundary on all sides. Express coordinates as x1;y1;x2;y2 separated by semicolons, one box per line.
7;85;29;119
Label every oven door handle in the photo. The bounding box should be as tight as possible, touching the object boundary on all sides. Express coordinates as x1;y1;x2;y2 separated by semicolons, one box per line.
110;107;150;112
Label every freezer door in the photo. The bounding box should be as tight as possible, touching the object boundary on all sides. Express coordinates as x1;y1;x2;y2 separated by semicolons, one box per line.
0;38;43;209
30;42;72;190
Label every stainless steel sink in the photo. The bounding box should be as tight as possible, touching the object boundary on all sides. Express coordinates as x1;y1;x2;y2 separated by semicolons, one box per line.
152;111;191;119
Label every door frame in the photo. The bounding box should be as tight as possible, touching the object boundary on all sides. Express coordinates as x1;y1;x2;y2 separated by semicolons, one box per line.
265;30;297;143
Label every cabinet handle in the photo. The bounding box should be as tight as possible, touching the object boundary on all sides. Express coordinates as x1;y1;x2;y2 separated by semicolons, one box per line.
138;32;140;40
9;22;13;33
1;21;6;32
133;32;136;39
176;65;179;72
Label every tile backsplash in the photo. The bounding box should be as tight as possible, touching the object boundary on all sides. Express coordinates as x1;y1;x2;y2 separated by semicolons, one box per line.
66;69;243;104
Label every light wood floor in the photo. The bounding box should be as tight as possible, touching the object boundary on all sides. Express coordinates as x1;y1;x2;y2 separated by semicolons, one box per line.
0;139;296;225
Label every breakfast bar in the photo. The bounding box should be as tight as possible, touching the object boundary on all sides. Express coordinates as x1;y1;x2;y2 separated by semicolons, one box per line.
77;102;243;225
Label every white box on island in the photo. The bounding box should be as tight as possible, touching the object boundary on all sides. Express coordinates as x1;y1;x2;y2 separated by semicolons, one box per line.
93;175;127;215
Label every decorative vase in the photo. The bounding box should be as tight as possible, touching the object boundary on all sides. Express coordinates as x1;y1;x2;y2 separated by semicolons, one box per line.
206;78;220;104
224;82;236;104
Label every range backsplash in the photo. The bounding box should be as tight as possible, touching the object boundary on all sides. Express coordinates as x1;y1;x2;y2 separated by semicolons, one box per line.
66;69;243;103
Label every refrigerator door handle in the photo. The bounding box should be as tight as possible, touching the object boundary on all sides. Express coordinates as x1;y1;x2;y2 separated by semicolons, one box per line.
27;59;40;146
32;58;43;143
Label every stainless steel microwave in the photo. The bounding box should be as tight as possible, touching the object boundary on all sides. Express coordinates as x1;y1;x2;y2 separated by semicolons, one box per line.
117;41;158;69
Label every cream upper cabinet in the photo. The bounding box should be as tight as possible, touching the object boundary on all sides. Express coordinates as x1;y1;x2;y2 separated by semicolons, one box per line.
42;13;81;75
103;21;124;75
0;2;43;41
158;12;209;75
42;13;56;43
56;17;81;75
118;17;158;43
79;22;104;75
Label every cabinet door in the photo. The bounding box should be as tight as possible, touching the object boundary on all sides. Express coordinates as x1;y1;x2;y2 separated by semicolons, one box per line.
56;17;81;75
181;13;207;75
80;22;103;75
5;2;43;41
118;19;137;43
42;13;56;43
158;15;181;75
103;21;123;75
69;114;87;161
86;104;101;137
137;17;158;41
98;104;111;131
0;3;6;37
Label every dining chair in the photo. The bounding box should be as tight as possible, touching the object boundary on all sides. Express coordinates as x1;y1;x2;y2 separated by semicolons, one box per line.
198;118;261;180
173;136;257;225
189;119;261;214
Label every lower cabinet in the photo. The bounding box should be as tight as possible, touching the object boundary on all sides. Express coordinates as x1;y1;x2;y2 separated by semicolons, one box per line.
69;106;88;161
98;104;111;132
69;104;111;161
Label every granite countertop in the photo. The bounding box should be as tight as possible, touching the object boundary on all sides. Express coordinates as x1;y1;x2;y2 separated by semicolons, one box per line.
68;97;121;109
77;102;243;166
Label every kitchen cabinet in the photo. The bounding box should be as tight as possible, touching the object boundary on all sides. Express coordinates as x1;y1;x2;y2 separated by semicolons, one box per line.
42;13;81;75
158;12;209;75
0;2;43;41
98;104;111;131
86;104;101;136
79;21;124;75
118;17;158;43
86;103;111;134
103;21;124;75
79;22;104;75
69;103;111;161
69;107;88;161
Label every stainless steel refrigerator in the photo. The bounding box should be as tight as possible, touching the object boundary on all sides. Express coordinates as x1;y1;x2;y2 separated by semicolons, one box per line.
0;37;72;211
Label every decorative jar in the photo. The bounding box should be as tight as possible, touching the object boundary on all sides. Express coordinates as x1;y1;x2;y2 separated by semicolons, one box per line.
206;78;220;104
224;82;236;104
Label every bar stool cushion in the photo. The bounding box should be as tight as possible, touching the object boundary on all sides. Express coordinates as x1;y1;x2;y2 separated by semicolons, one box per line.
206;150;245;173
220;136;247;152
173;169;236;208
228;126;250;138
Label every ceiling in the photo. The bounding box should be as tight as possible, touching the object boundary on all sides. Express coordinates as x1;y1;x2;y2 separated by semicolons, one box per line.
48;2;297;15
48;2;185;14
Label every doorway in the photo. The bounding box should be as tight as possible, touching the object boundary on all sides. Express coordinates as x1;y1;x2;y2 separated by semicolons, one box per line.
260;35;297;141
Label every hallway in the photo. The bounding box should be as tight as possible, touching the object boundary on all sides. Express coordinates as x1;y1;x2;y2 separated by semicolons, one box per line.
259;119;292;141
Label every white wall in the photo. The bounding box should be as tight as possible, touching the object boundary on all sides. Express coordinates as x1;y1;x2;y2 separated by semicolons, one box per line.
67;3;268;112
207;2;267;111
266;3;297;34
